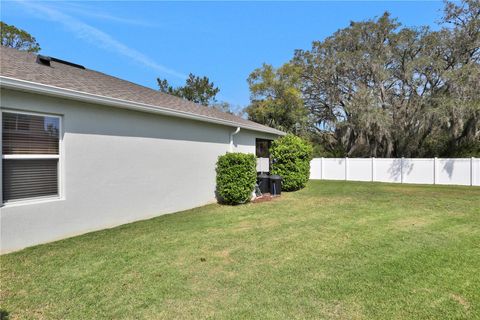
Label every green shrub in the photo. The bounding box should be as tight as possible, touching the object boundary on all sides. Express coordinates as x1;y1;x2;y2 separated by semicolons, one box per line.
216;152;257;205
270;134;313;191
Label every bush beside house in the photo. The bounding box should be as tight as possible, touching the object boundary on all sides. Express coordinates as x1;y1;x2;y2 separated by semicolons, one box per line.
216;153;257;205
270;134;313;191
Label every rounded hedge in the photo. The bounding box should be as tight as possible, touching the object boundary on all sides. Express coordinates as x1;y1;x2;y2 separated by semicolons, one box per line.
216;152;257;205
270;134;313;191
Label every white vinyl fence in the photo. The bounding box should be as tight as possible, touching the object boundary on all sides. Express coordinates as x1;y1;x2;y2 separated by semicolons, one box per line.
310;157;480;186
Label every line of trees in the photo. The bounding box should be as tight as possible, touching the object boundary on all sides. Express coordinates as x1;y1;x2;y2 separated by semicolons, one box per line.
3;1;478;158
246;0;479;157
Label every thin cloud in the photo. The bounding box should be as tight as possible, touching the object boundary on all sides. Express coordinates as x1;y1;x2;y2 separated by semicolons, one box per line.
55;2;158;27
17;0;186;80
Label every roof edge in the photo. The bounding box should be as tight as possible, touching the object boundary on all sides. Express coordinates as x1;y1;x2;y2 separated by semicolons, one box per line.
0;76;286;136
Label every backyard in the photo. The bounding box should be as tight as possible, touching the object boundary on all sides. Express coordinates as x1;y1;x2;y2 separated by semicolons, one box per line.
1;180;479;319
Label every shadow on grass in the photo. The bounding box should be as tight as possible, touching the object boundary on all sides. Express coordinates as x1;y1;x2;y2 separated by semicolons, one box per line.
0;310;10;320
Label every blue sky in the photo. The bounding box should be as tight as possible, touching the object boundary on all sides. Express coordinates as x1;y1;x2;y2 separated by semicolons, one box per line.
2;1;446;111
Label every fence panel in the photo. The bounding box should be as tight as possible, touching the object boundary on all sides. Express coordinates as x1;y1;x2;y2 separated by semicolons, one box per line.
403;158;434;184
323;158;345;180
437;158;471;186
474;158;480;186
348;158;372;182
310;157;478;186
310;158;322;180
374;158;402;183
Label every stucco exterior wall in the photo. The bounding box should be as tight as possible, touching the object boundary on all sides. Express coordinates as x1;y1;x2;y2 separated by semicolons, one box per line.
0;89;278;253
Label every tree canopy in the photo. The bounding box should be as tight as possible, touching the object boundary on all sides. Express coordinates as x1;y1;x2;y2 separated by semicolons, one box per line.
245;63;310;135
157;73;220;107
246;0;479;157
1;21;40;52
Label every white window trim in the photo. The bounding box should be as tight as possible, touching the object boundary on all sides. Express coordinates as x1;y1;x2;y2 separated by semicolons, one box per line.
2;154;60;159
1;109;64;206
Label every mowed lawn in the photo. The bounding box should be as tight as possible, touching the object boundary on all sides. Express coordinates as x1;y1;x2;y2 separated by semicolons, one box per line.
1;181;479;319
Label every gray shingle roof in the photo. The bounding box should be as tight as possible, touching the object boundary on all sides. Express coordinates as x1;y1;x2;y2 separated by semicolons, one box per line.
0;46;284;135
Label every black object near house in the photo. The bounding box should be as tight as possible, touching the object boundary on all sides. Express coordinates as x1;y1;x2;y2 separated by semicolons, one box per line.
257;173;270;194
270;175;282;196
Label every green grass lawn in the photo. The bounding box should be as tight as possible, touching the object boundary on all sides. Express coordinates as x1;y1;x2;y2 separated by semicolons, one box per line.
1;181;479;319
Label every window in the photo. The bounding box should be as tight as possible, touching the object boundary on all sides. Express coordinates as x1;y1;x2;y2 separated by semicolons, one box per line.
2;111;61;203
256;139;272;158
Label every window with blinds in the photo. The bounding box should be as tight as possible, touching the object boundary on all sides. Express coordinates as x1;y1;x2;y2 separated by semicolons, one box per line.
2;111;60;203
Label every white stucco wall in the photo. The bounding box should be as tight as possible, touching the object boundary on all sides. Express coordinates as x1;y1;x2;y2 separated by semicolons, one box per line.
0;89;278;253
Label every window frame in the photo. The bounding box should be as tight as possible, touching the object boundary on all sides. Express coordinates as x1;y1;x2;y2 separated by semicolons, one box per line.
1;109;64;206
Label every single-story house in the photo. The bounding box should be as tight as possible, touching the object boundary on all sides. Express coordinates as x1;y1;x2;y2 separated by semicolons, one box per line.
0;46;284;253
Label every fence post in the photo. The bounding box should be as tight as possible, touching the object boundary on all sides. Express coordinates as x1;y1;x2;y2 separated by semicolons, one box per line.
401;157;404;184
345;157;348;181
433;157;437;185
321;157;324;180
471;157;474;186
371;157;375;182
